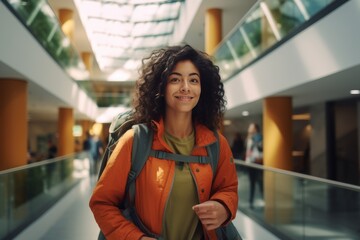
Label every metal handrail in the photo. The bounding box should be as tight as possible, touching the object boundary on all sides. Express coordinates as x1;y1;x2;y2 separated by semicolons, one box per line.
235;159;360;191
0;152;88;175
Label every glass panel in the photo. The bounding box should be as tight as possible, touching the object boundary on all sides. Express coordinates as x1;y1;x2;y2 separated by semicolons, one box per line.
213;0;340;81
213;44;235;81
242;8;263;56
236;161;360;239
0;152;91;240
264;0;306;37
258;1;280;48
228;30;249;68
302;0;335;16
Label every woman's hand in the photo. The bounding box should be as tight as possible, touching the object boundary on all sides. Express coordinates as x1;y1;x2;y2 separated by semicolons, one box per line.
192;200;229;230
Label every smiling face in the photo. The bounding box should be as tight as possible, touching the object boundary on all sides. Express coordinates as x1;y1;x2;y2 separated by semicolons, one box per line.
164;60;201;116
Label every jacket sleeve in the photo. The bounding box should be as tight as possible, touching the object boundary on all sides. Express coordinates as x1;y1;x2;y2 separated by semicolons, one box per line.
89;129;145;240
210;132;238;223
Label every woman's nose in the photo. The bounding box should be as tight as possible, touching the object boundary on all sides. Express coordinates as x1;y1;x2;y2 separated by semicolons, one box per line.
180;80;190;92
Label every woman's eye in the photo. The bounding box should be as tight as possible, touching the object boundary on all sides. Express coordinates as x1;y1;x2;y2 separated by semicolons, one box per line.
190;78;200;84
169;77;179;83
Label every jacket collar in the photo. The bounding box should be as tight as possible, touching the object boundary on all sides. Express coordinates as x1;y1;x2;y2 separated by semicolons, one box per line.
151;118;217;148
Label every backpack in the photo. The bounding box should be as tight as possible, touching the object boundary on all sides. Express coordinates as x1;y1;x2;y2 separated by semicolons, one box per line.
97;110;242;240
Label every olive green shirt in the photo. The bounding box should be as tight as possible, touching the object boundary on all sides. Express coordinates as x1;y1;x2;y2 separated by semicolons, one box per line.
162;130;203;240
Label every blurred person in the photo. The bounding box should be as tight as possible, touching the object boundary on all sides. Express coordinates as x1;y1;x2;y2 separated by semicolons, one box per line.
47;139;57;159
245;123;263;209
93;134;104;173
83;131;98;175
231;132;245;160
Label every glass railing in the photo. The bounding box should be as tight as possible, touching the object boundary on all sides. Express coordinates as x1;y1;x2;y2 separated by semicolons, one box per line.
1;0;88;81
213;0;347;81
235;160;360;239
0;152;92;240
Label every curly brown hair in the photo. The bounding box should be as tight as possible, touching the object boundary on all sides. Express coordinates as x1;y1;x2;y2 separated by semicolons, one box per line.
133;45;226;130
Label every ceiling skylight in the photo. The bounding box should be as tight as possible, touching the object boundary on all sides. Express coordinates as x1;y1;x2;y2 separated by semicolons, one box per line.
74;0;184;81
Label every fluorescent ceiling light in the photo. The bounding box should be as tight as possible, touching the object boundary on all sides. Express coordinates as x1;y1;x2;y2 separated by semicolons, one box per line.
350;89;360;95
223;120;232;126
242;111;249;116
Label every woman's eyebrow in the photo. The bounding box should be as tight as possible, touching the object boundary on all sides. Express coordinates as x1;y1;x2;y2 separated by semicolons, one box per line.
189;73;200;77
169;72;181;76
169;72;200;77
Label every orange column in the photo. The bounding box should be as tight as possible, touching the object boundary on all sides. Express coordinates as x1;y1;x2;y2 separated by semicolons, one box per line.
205;8;223;131
58;107;74;156
205;8;222;55
0;79;28;170
59;9;74;41
263;97;293;169
263;96;293;223
81;52;93;73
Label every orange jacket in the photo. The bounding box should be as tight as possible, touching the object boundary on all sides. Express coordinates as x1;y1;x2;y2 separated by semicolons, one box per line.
89;119;238;240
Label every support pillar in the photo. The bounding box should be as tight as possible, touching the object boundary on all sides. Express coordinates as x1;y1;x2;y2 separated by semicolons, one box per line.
263;96;293;223
0;79;27;170
81;52;93;73
59;9;74;41
263;97;293;169
58;107;74;156
205;8;222;55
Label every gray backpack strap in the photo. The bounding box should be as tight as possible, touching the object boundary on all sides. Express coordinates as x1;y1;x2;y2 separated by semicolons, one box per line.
148;131;219;172
123;124;160;239
149;150;211;164
126;123;153;206
207;130;220;174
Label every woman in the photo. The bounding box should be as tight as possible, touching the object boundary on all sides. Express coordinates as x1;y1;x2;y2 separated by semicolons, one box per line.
89;45;238;240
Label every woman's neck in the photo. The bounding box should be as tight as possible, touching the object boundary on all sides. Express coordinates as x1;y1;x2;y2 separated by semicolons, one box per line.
164;112;193;138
